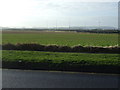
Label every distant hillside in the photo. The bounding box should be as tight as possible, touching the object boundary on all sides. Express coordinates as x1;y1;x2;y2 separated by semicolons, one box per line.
65;26;117;30
1;26;117;30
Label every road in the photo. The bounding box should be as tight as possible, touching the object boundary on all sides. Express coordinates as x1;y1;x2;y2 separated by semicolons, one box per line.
2;69;119;88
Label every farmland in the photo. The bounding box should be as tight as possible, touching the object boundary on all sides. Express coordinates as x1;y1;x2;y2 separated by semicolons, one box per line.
2;31;118;46
2;50;119;65
2;30;119;73
2;50;120;73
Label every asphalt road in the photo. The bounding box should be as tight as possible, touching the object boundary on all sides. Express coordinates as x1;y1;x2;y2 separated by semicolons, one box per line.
2;69;119;88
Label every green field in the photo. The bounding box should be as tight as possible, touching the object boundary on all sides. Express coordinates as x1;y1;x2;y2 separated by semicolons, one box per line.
2;50;119;66
2;50;119;73
2;31;119;73
2;31;118;46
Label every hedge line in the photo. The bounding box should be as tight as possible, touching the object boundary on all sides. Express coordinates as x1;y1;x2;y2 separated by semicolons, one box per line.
1;43;120;53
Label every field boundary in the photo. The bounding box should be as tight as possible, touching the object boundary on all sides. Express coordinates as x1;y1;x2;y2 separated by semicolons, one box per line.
2;61;119;74
1;43;120;54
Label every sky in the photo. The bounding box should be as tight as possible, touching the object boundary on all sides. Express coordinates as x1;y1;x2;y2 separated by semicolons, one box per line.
0;0;119;28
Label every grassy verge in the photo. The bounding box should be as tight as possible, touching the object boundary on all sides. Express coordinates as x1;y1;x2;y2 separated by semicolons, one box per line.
2;50;120;74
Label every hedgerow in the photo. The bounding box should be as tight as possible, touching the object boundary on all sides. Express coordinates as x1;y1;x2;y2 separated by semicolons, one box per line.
2;43;120;53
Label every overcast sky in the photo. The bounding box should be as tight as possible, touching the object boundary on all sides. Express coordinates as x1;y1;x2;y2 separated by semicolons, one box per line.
0;0;119;28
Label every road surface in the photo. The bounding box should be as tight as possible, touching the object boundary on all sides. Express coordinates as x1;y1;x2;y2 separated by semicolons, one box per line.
2;69;119;88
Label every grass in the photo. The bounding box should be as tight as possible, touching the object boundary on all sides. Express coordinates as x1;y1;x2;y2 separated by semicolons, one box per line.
2;31;119;46
2;31;119;73
2;50;120;73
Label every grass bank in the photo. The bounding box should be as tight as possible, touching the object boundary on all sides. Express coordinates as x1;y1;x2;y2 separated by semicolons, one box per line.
2;50;120;74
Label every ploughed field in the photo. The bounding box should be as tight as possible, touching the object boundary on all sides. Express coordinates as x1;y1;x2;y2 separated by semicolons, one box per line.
2;31;118;46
